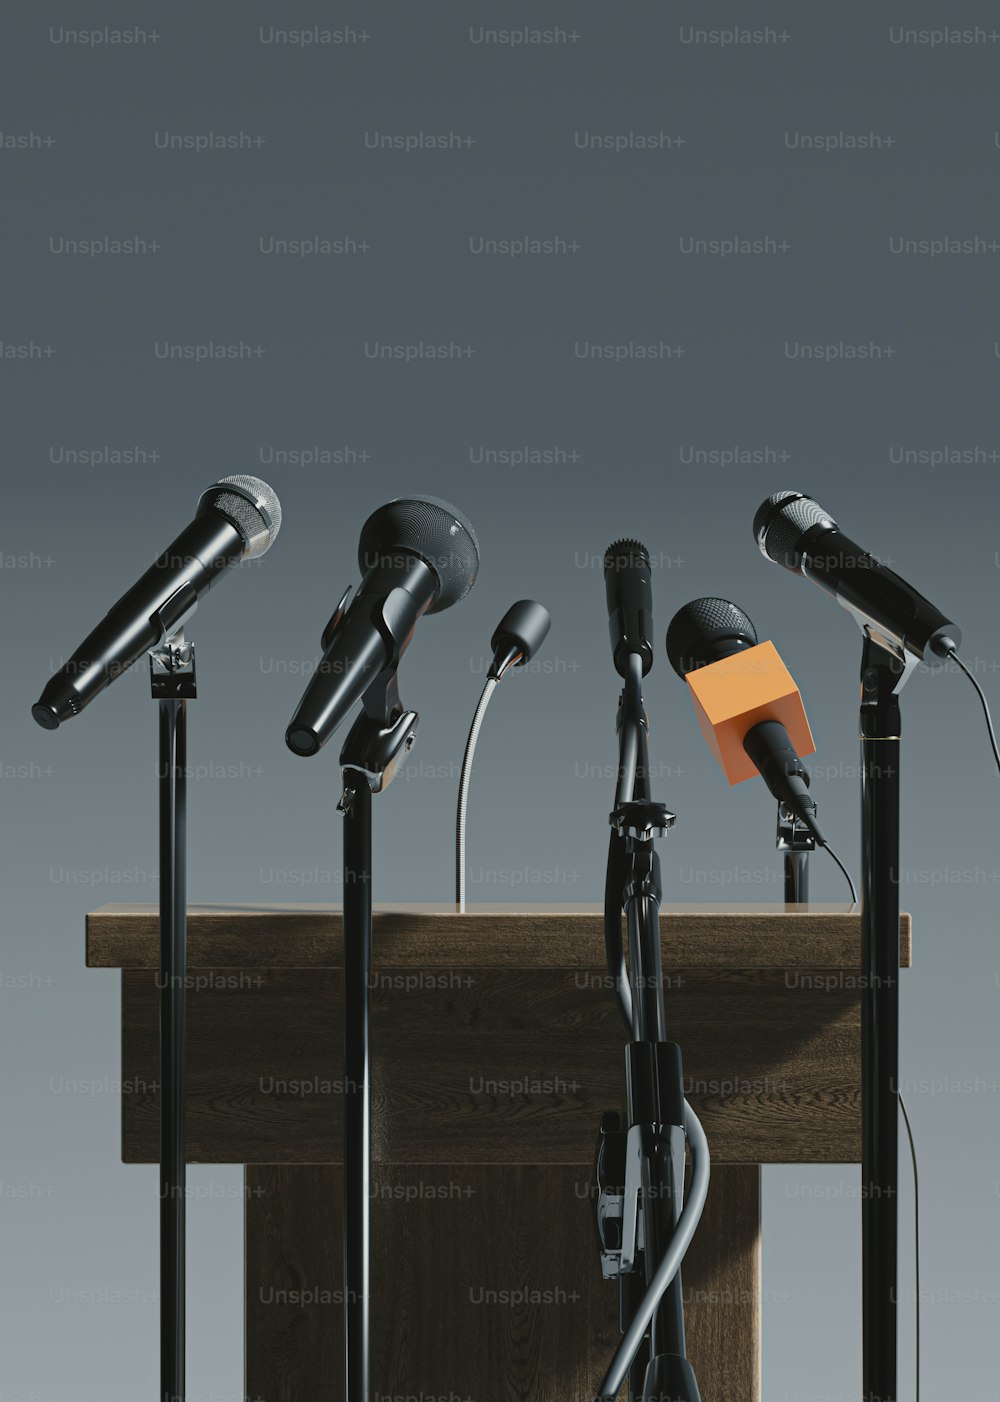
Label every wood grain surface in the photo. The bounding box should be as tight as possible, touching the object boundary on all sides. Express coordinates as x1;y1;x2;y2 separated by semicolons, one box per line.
245;1162;761;1402
88;903;911;969
121;956;872;1165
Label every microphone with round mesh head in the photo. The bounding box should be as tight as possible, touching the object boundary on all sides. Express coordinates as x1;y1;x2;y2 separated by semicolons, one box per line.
357;495;479;612
753;490;837;571
199;474;282;559
286;495;480;757
32;475;282;728
666;597;758;678
666;595;826;846
752;489;959;662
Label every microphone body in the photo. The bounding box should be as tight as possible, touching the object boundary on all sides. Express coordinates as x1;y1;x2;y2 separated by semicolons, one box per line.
604;540;654;677
285;556;438;757
33;478;281;729
754;491;960;662
742;718;823;845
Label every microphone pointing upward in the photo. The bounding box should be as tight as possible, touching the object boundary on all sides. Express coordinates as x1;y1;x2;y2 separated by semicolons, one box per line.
604;539;654;677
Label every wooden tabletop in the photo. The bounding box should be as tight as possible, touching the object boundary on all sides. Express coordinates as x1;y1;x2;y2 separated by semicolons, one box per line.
87;903;912;970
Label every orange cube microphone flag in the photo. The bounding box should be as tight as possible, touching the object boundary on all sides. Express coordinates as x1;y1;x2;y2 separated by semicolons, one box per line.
683;639;817;786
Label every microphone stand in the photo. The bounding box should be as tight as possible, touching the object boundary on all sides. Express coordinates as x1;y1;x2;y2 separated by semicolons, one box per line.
858;633;913;1402
777;799;815;904
335;649;419;1402
594;654;702;1402
150;629;196;1402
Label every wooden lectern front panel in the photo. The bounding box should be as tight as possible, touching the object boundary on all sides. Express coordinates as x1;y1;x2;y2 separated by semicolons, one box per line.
244;1162;761;1401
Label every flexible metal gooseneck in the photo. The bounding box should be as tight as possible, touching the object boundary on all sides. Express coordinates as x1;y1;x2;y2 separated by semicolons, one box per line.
456;676;500;912
454;600;552;913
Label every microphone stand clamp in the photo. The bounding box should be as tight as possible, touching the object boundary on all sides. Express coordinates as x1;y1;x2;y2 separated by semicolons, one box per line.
610;799;676;842
149;628;197;701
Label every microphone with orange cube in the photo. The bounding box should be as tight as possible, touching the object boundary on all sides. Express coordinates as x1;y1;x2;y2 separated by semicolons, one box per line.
666;597;857;901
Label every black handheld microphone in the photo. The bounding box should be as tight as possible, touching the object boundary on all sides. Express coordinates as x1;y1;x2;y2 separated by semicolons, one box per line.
753;491;960;663
285;496;479;757
32;476;282;729
666;596;824;844
604;539;654;677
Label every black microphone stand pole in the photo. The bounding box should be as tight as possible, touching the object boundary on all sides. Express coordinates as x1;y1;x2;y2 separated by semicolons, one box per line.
859;633;911;1402
595;655;701;1402
336;661;419;1402
777;800;815;904
151;630;196;1402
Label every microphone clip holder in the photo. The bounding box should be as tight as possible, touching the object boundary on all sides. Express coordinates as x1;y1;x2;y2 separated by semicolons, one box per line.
314;592;418;807
848;604;921;688
776;800;816;854
338;706;419;807
595;1111;646;1280
776;798;814;904
148;629;197;701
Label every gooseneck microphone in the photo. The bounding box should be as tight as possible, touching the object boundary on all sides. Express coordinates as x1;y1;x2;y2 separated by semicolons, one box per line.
753;490;960;662
455;599;552;911
604;539;654;678
665;597;824;846
32;476;281;728
285;497;479;757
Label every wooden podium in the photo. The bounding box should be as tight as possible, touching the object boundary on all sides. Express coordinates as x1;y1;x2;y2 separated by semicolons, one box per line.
87;903;911;1401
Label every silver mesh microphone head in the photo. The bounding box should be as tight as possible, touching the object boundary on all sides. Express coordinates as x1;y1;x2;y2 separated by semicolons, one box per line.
753;491;837;571
200;475;282;559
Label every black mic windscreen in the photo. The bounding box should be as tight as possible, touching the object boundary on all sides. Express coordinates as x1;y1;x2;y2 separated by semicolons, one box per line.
358;496;479;612
665;597;758;678
491;600;551;665
753;491;838;571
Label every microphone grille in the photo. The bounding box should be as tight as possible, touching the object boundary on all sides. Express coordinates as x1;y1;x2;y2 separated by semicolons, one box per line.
666;597;758;677
754;491;836;569
204;476;282;558
604;538;651;573
358;496;479;613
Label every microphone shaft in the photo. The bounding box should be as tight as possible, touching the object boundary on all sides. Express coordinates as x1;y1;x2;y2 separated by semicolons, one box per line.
800;525;955;659
33;515;244;725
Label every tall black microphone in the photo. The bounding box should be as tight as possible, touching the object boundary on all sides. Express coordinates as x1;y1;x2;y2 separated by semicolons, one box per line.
665;597;824;844
753;490;960;663
285;496;479;757
604;538;654;677
32;476;282;728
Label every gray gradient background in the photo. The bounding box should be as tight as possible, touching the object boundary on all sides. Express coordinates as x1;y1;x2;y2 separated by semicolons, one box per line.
2;2;999;1398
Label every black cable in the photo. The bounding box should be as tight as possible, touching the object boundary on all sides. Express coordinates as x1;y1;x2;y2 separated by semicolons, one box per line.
949;649;1000;776
899;1092;920;1402
822;840;858;905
